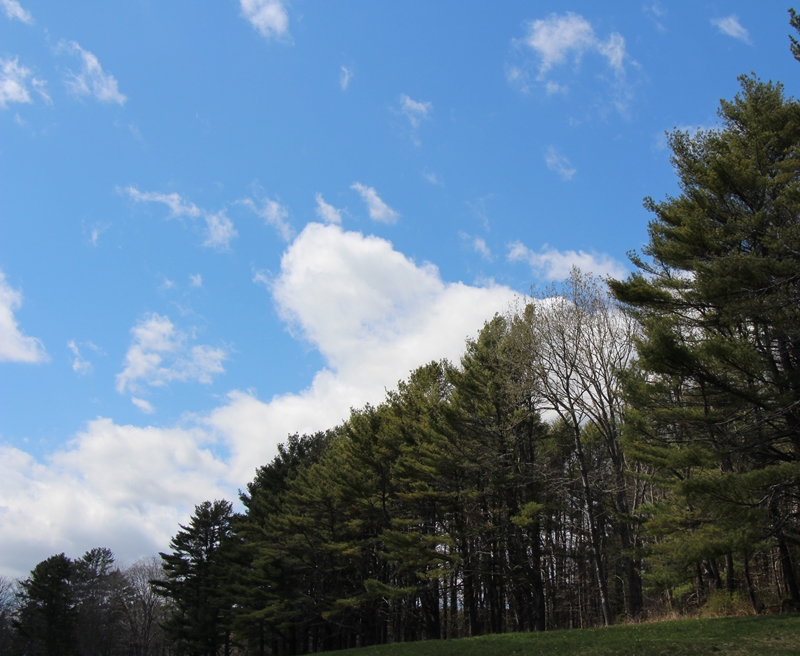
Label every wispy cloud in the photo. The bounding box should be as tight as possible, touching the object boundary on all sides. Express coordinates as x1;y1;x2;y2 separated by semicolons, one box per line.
422;169;443;186
0;57;40;108
511;12;634;109
131;397;155;414
240;0;289;40
1;0;32;24
60;41;126;105
116;313;227;396
643;3;666;31
0;270;48;363
340;66;353;90
508;241;627;280
241;196;293;241
84;221;109;247
203;211;238;250
711;15;751;44
473;238;492;260
67;340;92;375
351;183;399;224
398;94;432;128
252;269;270;287
524;12;597;77
125;187;201;218
189;274;203;288
125;187;237;250
545;146;576;181
315;193;343;225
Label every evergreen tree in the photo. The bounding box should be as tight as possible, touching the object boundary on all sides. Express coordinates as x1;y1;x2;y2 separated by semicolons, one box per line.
156;500;236;656
610;76;800;606
13;553;78;656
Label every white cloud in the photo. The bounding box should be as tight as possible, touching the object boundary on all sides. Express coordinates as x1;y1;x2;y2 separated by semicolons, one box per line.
125;187;201;218
131;397;155;414
252;269;270;287
241;196;293;241
0;421;231;577
643;3;666;31
240;0;289;40
0;57;33;108
398;94;432;128
711;15;751;44
351;182;399;224
508;241;627;281
1;0;31;23
0;271;48;363
0;224;518;577
340;66;353;90
61;41;126;105
314;193;343;225
189;274;203;288
125;187;236;249
68;340;92;375
115;313;227;395
514;12;632;102
545;146;576;181
422;169;443;186
523;12;596;77
203;211;238;250
473;238;492;260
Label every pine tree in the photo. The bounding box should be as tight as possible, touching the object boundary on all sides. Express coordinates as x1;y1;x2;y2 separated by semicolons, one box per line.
13;553;78;656
156;500;236;656
610;76;800;606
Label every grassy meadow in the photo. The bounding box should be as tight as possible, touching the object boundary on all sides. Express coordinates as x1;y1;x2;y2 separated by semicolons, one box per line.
321;615;800;656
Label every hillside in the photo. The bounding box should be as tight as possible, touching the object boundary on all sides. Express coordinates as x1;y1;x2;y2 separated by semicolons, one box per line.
321;615;800;656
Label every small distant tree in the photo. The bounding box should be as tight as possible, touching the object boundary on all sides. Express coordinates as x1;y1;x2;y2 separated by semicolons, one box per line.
0;576;16;655
122;557;169;656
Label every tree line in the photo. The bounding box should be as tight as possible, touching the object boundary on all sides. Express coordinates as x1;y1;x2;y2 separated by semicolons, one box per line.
5;35;800;656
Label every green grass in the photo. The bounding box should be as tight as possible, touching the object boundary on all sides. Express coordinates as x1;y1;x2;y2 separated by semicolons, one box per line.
321;614;800;655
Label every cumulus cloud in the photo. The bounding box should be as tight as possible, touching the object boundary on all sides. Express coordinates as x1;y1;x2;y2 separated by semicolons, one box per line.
240;0;289;40
340;66;353;90
115;313;227;397
508;241;627;281
314;193;343;225
0;421;231;577
351;183;399;224
0;271;48;363
711;16;750;44
61;41;126;105
0;225;519;576
1;0;32;23
241;196;292;241
545;146;576;181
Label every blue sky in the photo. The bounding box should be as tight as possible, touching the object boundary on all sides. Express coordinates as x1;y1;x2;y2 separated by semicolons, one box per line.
0;0;796;576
